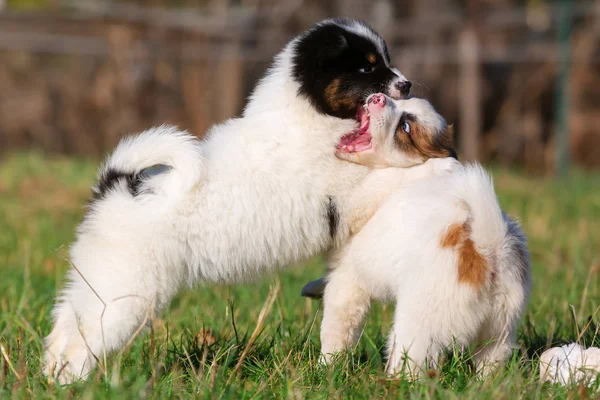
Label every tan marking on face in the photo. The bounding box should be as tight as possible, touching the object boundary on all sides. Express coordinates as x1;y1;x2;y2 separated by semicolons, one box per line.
440;222;488;289
394;121;426;162
412;122;454;158
367;53;377;64
325;78;342;111
338;95;357;109
395;119;455;162
325;78;358;113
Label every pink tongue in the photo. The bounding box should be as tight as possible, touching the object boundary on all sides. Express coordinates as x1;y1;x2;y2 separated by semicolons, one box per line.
339;131;371;152
341;142;370;152
351;135;371;151
354;134;370;145
339;134;358;147
338;104;371;152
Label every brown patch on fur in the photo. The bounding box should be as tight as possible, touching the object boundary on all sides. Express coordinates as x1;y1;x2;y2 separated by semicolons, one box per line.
338;96;357;109
459;237;488;288
440;223;464;247
395;121;455;162
440;222;488;289
325;78;356;112
325;79;342;111
412;122;455;158
367;53;377;64
394;122;425;162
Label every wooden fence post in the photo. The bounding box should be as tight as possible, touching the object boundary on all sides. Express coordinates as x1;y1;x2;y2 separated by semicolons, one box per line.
554;0;572;176
458;26;481;162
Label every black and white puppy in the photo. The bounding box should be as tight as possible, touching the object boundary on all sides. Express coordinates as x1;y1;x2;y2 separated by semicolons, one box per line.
44;18;410;383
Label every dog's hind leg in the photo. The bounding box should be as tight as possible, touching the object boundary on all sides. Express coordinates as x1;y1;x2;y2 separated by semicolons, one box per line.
474;222;530;377
320;265;370;362
43;127;202;384
385;305;442;380
44;283;157;384
44;198;186;384
473;282;527;377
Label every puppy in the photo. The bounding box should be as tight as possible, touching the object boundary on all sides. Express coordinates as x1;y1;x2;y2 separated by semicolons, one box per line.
316;94;531;378
44;19;411;383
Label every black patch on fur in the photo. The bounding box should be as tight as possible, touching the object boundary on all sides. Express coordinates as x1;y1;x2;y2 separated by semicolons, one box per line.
326;196;339;240
92;164;173;201
504;213;530;286
292;19;401;119
448;147;459;160
93;168;142;200
301;278;326;299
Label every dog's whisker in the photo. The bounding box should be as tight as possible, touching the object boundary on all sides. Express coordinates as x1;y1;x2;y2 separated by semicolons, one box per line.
412;81;431;92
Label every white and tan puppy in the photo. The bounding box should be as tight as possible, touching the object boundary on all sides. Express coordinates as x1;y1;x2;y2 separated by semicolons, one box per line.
44;19;412;383
316;94;531;378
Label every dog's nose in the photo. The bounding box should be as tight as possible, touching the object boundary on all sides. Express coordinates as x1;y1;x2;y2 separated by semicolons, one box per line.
395;80;412;96
368;93;386;107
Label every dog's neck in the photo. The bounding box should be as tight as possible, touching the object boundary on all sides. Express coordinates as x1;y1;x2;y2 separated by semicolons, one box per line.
243;42;355;137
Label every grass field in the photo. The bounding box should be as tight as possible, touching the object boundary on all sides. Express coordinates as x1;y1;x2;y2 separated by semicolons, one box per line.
0;152;598;399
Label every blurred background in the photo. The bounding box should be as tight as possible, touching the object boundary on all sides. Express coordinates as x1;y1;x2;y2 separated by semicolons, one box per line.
0;0;598;173
0;3;599;395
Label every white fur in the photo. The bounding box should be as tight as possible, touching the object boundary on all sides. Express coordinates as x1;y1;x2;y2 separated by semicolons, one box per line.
43;21;400;383
321;163;531;378
319;96;529;377
396;97;446;134
98;125;205;199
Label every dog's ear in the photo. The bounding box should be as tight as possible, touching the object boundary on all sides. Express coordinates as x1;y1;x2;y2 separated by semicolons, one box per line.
318;29;348;62
296;25;348;67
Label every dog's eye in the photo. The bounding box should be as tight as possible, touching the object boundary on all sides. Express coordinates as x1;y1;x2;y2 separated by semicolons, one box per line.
359;66;375;74
402;121;411;134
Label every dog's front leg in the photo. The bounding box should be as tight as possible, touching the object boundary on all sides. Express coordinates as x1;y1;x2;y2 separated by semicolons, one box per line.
320;262;370;362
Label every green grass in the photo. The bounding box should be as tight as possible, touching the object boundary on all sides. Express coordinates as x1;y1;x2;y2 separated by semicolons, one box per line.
0;152;598;399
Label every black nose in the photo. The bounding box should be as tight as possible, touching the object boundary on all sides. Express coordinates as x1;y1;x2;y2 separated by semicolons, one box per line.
395;80;412;96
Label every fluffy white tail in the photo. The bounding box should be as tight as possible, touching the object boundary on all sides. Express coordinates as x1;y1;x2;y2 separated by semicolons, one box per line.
93;125;204;201
451;164;506;253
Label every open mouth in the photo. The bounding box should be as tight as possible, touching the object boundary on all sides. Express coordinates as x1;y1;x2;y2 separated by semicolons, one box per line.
337;104;372;153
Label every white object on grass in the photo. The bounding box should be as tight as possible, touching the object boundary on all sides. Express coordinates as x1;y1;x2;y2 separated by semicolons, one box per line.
539;343;600;385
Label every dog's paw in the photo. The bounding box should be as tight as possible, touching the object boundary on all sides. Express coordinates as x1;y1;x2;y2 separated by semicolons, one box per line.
44;323;93;385
43;349;87;385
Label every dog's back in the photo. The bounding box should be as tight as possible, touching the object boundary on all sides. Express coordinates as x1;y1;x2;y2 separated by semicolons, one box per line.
320;163;530;376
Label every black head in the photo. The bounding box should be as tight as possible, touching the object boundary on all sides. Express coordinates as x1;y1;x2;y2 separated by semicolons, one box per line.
292;18;410;120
